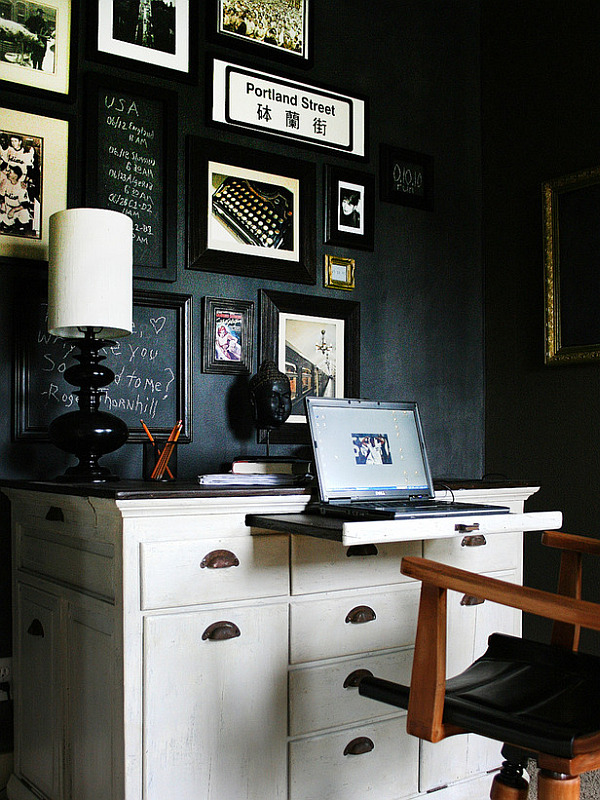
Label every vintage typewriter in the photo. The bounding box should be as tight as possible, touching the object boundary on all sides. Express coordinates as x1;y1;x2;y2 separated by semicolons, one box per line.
211;177;293;250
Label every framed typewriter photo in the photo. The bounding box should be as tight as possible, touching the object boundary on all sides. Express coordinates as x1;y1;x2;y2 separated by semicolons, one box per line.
187;137;316;284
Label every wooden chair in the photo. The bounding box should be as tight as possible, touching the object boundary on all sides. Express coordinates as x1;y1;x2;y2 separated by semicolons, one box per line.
358;531;600;800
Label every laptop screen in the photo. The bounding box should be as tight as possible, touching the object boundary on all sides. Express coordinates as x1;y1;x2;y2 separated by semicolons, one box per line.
305;397;435;503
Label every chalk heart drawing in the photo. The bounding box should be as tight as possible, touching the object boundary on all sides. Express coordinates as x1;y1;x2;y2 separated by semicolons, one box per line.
150;316;166;335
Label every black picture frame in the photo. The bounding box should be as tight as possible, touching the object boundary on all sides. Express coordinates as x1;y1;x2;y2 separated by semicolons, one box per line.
84;73;177;282
14;284;192;443
88;0;197;83
187;136;316;285
379;144;434;211
324;164;375;251
207;0;313;69
543;166;600;364
258;289;360;444
202;296;255;375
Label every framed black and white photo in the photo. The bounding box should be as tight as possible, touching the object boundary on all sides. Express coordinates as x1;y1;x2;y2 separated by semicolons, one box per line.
0;0;73;98
187;136;316;284
380;144;434;211
324;165;374;250
84;74;177;281
258;289;360;443
0;107;69;262
91;0;196;80
208;0;313;68
202;296;254;375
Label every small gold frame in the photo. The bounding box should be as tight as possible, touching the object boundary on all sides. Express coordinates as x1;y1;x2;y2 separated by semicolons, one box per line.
324;254;356;291
543;166;600;364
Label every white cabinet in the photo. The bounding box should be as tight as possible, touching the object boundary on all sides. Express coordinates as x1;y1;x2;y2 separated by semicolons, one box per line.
1;483;543;800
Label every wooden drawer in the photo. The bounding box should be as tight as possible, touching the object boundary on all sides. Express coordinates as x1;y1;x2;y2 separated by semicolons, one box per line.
289;648;413;736
289;583;420;664
140;534;288;609
289;716;419;800
19;528;114;600
423;530;521;573
290;536;421;595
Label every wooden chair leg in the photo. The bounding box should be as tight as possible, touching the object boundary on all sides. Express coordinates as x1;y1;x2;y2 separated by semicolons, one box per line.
490;760;529;800
537;771;580;800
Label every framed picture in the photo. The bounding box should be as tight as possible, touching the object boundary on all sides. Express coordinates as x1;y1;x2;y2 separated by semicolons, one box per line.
324;164;375;250
379;144;434;211
14;284;192;442
202;296;254;374
0;107;69;262
0;0;73;98
258;289;360;443
187;136;316;284
90;0;196;81
208;0;313;68
543;166;600;364
84;74;177;281
325;255;355;291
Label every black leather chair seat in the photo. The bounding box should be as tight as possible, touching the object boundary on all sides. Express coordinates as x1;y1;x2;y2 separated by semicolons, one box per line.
359;633;600;759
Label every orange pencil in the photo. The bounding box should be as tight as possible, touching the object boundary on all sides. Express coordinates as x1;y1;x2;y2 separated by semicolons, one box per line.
151;419;181;480
141;419;174;480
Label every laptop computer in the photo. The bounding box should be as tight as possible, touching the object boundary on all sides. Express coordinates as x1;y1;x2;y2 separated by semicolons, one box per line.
304;397;509;520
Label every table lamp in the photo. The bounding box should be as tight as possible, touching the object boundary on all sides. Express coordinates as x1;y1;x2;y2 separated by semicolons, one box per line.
47;208;133;482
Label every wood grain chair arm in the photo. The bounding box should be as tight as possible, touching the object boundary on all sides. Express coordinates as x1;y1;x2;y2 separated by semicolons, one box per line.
542;530;600;556
401;557;600;632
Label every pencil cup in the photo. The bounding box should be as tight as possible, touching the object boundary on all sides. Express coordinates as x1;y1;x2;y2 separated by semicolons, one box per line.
143;441;177;481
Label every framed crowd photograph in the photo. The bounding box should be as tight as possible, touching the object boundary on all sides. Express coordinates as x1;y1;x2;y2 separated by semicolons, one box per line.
0;107;69;263
324;164;375;250
202;296;254;375
14;285;192;443
324;254;355;291
0;0;73;98
258;289;360;443
84;74;177;281
379;144;434;211
90;0;196;81
543;166;600;365
187;136;316;284
208;0;313;68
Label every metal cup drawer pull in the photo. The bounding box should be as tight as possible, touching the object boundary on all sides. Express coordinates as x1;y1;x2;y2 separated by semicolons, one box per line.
343;668;374;689
460;594;485;606
345;605;376;624
346;543;379;557
201;621;241;641
460;533;487;547
200;549;240;569
45;506;65;522
343;736;375;756
27;618;45;637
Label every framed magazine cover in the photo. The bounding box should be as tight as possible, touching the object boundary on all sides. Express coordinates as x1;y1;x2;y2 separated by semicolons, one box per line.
202;296;254;374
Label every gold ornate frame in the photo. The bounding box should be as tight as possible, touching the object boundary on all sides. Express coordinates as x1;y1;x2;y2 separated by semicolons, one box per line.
543;166;600;364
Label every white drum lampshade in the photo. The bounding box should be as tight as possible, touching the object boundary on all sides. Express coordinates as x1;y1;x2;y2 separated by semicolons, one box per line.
48;207;133;338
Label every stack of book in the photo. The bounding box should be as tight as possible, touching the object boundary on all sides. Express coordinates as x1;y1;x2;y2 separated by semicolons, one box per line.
198;457;313;488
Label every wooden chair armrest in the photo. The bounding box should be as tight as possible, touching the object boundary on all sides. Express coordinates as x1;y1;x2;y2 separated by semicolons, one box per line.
542;530;600;556
401;557;600;632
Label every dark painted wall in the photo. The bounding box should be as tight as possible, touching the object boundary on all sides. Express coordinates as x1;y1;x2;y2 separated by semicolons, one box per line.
482;0;600;652
0;1;483;656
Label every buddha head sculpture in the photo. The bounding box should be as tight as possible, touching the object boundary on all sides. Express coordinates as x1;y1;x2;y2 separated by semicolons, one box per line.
248;360;292;430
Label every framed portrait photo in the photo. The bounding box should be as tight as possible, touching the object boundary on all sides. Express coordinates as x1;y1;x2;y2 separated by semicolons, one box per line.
0;0;73;98
379;144;434;211
91;0;196;80
208;0;313;68
202;296;254;375
0;107;69;262
324;164;375;250
258;289;360;443
187;137;316;284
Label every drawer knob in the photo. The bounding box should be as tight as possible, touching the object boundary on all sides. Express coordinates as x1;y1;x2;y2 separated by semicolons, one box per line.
343;736;375;756
460;594;485;606
343;668;374;688
345;605;376;624
202;621;241;641
45;506;64;522
460;533;487;546
346;544;378;557
200;550;240;569
27;618;45;638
